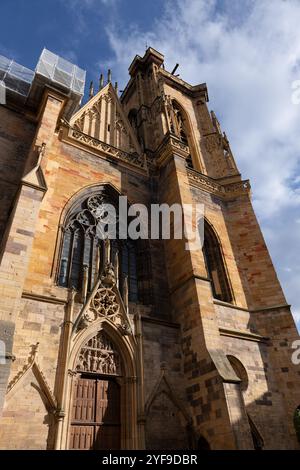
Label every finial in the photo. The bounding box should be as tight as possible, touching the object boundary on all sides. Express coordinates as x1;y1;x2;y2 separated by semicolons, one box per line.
114;250;119;287
123;275;128;312
108;69;112;83
211;110;222;135
115;81;118;94
89;81;94;99
99;73;104;90
104;238;111;265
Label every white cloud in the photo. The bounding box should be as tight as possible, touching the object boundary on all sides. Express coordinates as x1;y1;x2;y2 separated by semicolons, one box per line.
293;309;300;323
102;0;300;328
62;0;118;34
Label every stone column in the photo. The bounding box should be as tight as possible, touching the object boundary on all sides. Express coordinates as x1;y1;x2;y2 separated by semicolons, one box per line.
157;141;252;449
0;89;65;417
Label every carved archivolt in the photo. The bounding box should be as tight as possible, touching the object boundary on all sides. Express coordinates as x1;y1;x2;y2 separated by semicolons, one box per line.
76;331;121;375
69;128;145;168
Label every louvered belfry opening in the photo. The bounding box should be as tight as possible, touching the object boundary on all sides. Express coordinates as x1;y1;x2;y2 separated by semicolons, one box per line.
69;331;121;450
202;221;232;303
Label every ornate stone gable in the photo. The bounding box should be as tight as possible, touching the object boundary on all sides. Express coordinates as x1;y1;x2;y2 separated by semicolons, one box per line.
69;83;143;161
73;265;133;337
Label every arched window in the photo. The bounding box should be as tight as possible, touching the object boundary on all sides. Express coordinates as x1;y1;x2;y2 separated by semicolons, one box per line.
57;189;150;303
128;109;138;131
128;108;143;149
171;101;188;144
203;221;232;303
170;100;194;169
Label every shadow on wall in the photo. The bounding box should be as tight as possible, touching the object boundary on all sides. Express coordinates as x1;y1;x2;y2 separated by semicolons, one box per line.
68;375;121;450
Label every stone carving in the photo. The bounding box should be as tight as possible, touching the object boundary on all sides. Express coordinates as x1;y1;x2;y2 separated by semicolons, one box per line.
69;128;145;168
68;85;145;170
101;262;116;287
76;331;120;375
87;194;103;212
6;343;57;412
66;194;114;235
224;180;251;194
77;275;133;335
91;286;120;317
170;136;189;154
7;343;40;393
187;168;250;199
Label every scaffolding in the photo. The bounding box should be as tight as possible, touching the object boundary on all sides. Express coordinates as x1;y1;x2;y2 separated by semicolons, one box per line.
35;49;85;95
0;49;86;111
0;54;34;98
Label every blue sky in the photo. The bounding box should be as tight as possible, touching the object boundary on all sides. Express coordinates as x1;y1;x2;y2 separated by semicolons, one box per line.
1;0;300;328
0;0;164;85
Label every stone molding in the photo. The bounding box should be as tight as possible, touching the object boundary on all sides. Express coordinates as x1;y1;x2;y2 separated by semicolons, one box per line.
187;167;251;199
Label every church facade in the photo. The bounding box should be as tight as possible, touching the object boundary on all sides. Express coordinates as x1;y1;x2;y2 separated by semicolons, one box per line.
0;47;299;450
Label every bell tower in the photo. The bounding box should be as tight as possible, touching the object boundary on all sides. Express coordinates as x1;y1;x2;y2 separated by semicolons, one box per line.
0;46;299;450
120;47;300;449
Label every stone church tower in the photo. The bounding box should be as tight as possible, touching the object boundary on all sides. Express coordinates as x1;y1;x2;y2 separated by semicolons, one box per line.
0;47;299;450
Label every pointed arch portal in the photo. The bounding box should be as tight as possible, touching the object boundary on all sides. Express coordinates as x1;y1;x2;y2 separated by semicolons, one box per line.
57;318;139;451
68;330;121;450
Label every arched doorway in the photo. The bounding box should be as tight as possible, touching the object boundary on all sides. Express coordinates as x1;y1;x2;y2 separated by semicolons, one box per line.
69;330;122;450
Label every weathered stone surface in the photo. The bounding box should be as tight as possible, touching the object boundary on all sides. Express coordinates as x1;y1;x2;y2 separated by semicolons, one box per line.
0;47;299;450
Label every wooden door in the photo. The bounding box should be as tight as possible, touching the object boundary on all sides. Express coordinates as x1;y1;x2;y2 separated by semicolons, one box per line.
69;376;121;450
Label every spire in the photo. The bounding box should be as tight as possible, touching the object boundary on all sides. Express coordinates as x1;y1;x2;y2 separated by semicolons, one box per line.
123;275;128;312
114;81;118;94
211;110;222;135
107;69;112;83
114;250;119;287
89;81;94;99
99;73;104;90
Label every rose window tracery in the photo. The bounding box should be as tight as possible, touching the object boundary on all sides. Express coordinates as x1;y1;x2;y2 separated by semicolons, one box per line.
90;287;120;317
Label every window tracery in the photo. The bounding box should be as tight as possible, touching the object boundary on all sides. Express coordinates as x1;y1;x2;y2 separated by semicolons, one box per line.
58;190;142;303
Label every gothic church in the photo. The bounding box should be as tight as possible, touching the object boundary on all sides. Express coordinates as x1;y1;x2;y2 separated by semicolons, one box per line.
0;47;299;449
